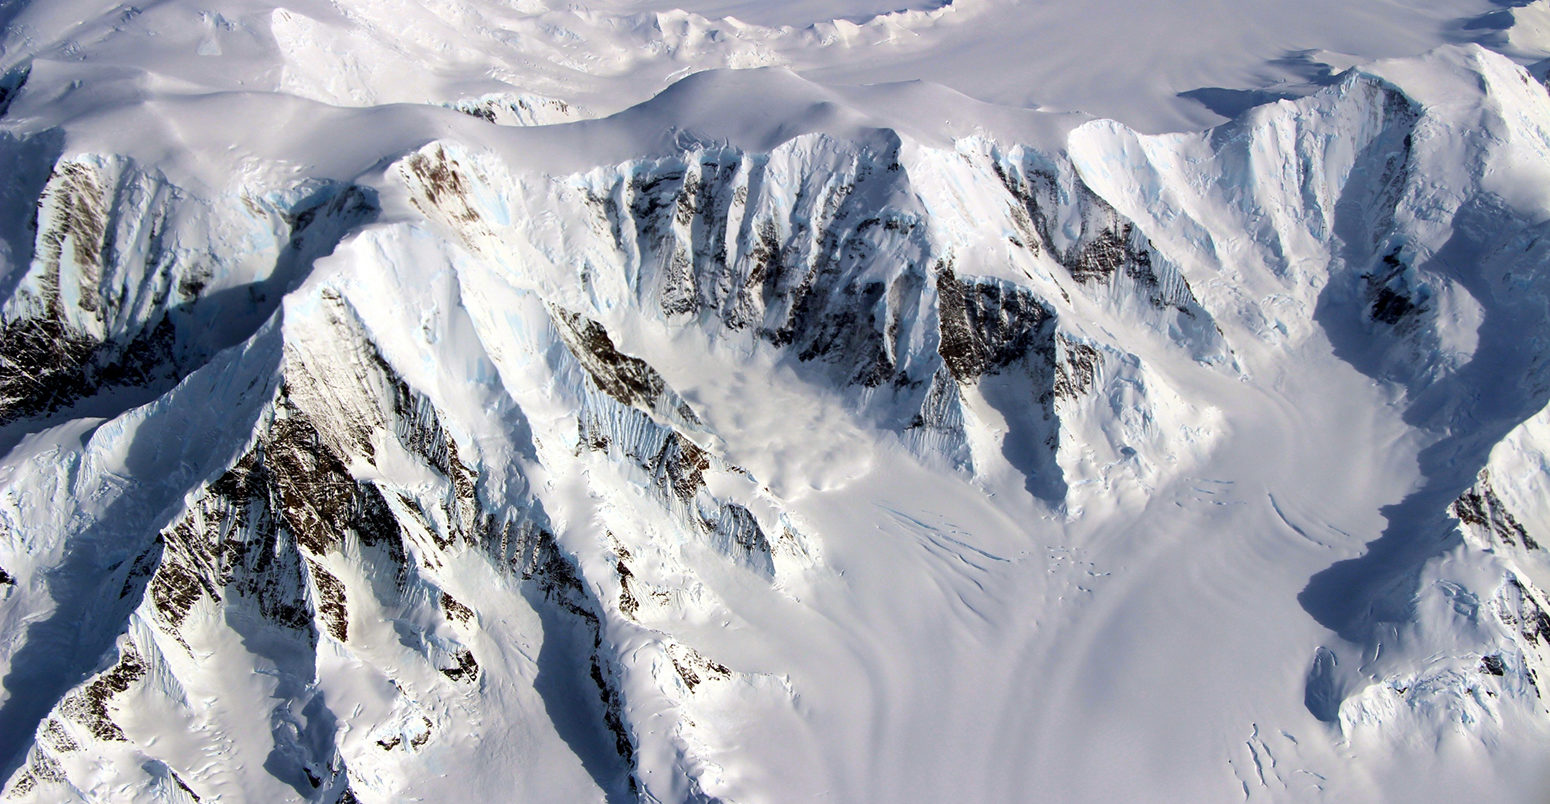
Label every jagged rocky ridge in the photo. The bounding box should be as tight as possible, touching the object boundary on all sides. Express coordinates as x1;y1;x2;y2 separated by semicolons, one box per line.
0;197;816;799
0;149;376;429
1445;399;1550;715
401;130;1221;507
354;48;1550;790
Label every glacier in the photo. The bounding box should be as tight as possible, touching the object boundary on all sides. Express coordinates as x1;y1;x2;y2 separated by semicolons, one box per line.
1;0;1550;801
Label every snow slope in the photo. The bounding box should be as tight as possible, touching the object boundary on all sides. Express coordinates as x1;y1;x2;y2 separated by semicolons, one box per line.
1;0;1550;801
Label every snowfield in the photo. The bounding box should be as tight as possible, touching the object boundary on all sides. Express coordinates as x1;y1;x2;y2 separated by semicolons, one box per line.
1;0;1549;801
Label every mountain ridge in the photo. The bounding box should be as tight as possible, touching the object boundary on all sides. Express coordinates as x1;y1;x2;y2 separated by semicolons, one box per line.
1;1;1550;800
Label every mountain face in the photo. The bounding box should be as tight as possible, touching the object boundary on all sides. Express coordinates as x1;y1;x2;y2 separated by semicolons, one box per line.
2;0;1550;801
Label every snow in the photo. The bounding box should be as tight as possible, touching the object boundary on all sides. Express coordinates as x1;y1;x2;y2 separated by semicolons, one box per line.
2;0;1550;801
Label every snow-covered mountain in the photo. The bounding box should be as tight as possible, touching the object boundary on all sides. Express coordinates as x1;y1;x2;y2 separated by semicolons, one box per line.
2;0;1550;800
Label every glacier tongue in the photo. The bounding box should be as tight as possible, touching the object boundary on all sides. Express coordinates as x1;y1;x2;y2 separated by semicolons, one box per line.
2;1;1550;799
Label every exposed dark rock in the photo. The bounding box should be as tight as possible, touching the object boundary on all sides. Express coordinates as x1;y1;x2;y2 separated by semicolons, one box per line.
285;185;375;243
1497;579;1550;649
58;643;146;742
571;146;915;389
348;324;495;553
38;162;109;284
589;656;634;772
267;409;361;557
1369;286;1417;325
550;306;667;410
736;219;783;330
519;529;582;595
707;504;771;563
168;768;201;801
154;446;316;637
0;167;374;427
353;482;410;590
522;528;638;787
373;717;433;752
665;158;741;318
0;309;181;427
615;545;640;620
579;419;611;453
0;160;114;425
0;66;29;118
1359;237;1425;332
460;106;497;123
934;263;1052;382
38;719;77;754
404;147;481;224
451;92;578;126
410;720;432;748
990;160;1056;258
147;539;211;635
755;199;907;388
651;433;710;504
1054;338;1102;401
1452;473;1538;550
1481;654;1507;676
308;560;349;642
117;543;161;600
440;649;479;684
1066;225;1146;284
992;154;1203;315
441;592;473;624
669;646;731;692
785;276;895;387
932;261;1074;499
6;745;64;797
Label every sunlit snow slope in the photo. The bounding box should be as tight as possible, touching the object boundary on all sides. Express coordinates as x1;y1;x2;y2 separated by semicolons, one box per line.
2;0;1550;801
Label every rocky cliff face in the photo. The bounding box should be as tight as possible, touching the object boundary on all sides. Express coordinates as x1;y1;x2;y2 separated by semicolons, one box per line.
1445;401;1550;715
0;152;375;428
401;128;1218;510
0;239;820;799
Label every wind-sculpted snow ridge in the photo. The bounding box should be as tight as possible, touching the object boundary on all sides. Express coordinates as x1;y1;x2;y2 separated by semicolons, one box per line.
4;0;1550;798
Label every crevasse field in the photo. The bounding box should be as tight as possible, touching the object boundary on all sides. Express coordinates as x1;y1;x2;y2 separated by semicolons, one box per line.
0;0;1549;800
